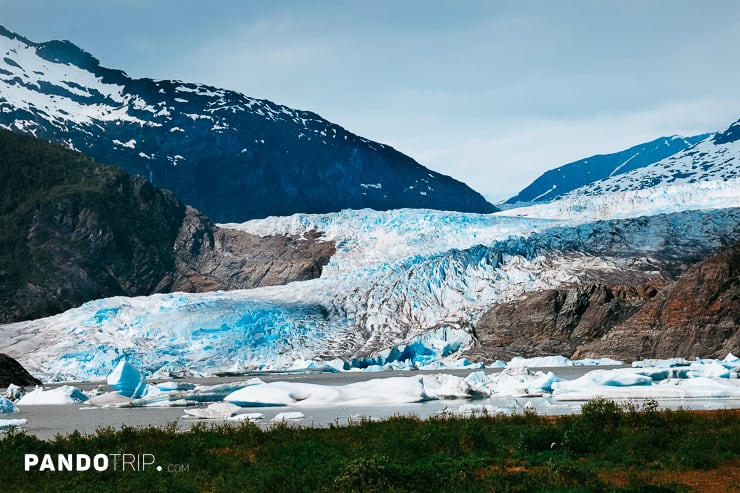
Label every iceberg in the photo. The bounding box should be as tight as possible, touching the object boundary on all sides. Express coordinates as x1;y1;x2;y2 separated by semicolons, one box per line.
552;367;740;401
0;396;18;413
228;412;265;422
440;404;508;417
507;355;574;368
107;360;147;398
224;374;483;407
465;369;560;397
16;386;88;405
272;412;305;423
183;402;242;419
5;383;22;400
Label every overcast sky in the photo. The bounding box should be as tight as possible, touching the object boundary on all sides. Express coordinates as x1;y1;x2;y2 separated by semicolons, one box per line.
3;1;740;201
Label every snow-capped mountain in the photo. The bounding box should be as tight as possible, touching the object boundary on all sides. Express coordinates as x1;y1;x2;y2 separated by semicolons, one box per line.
559;119;740;198
1;25;738;382
506;118;740;221
504;134;709;205
0;26;495;221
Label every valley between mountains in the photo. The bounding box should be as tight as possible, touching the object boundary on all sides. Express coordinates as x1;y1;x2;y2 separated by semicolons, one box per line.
0;25;738;382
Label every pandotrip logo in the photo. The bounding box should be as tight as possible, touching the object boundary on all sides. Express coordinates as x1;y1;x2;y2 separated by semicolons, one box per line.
24;453;190;473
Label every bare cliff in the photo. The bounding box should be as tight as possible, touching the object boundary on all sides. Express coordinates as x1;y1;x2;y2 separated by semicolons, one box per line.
467;242;739;362
0;130;334;323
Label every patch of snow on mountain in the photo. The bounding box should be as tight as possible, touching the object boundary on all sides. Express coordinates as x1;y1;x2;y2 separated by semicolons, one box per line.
0;35;146;127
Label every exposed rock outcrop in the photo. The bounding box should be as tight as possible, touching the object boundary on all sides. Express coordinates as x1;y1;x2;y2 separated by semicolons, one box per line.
467;242;739;362
0;354;41;387
464;283;659;362
162;207;335;292
575;242;740;360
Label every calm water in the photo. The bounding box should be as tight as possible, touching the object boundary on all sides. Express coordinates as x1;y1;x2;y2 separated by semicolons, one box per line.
7;366;740;440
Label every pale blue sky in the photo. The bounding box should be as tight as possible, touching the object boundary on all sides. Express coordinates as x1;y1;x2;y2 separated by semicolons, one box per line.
3;0;740;200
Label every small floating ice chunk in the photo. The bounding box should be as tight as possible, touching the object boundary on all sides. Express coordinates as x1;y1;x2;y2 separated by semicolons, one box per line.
444;404;507;417
86;391;132;407
507;355;573;368
156;381;196;392
5;383;22;400
0;418;27;429
573;358;624;366
421;374;478;399
0;396;18;413
554;369;652;393
722;353;739;366
688;361;731;378
184;402;242;419
272;411;305;422
228;412;265;422
466;368;560;397
632;357;691;368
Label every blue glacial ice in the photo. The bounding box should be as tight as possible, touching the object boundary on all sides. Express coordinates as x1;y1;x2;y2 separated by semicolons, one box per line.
0;396;18;413
0;190;738;381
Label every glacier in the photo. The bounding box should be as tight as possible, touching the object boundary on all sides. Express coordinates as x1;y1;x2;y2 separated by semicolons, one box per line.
0;145;738;382
0;188;738;382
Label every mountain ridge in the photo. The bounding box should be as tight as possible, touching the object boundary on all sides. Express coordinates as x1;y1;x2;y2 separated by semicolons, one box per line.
505;133;710;205
0;25;495;222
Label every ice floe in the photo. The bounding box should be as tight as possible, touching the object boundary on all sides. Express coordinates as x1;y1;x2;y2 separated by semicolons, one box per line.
183;402;242;419
17;386;88;405
272;412;305;422
0;418;27;429
0;396;18;413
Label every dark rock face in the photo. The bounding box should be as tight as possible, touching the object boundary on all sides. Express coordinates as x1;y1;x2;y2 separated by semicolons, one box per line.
0;354;41;387
465;284;659;362
467;242;739;363
575;242;740;361
0;130;335;323
162;207;335;293
0;26;496;222
712;118;740;145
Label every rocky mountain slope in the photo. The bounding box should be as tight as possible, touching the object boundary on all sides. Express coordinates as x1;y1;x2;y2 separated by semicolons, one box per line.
574;241;739;361
505;134;708;205
0;25;495;222
464;241;739;363
0;353;41;387
464;283;661;361
0;129;334;323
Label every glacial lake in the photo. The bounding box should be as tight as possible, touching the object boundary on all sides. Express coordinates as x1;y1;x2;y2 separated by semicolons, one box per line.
9;366;740;440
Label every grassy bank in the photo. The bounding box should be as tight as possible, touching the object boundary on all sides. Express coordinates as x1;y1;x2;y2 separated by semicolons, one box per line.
0;399;738;492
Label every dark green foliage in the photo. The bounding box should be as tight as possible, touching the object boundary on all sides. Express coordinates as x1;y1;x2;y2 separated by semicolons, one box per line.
0;401;737;492
0;129;185;322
